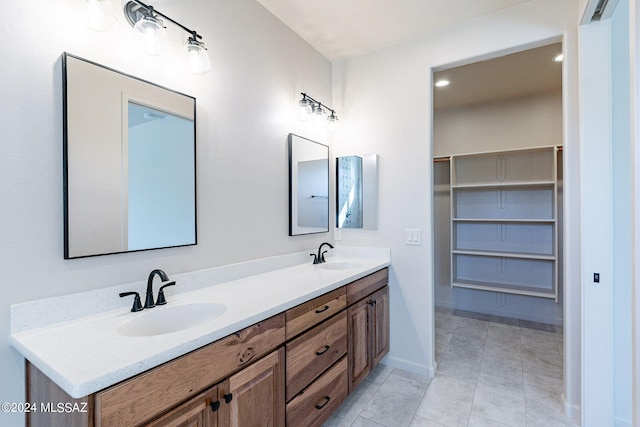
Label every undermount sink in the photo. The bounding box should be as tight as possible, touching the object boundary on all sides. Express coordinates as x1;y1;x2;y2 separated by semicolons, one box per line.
319;261;363;270
118;303;227;337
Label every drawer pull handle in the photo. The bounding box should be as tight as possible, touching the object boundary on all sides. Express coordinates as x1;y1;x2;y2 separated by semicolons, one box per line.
223;393;233;404
315;305;330;313
316;345;330;356
315;396;331;410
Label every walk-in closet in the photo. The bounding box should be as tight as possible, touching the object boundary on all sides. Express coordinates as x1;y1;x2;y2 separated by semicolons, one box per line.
431;43;568;422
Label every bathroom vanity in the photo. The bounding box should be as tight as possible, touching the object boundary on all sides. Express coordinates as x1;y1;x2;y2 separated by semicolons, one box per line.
11;249;389;427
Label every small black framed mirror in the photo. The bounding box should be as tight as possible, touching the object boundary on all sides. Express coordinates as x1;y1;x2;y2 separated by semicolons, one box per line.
288;133;329;236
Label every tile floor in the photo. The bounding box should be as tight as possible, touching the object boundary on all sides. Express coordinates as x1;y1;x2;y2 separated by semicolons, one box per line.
323;307;578;427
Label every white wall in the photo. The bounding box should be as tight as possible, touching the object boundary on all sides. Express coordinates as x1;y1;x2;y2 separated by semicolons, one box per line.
0;0;333;425
434;91;563;156
632;2;640;423
611;1;633;424
332;0;581;415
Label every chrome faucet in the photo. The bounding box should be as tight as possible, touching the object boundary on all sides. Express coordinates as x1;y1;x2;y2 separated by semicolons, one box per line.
311;242;334;264
145;269;175;308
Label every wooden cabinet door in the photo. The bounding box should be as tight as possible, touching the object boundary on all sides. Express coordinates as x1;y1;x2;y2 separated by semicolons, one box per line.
217;348;285;427
371;286;390;367
347;297;370;392
145;386;218;427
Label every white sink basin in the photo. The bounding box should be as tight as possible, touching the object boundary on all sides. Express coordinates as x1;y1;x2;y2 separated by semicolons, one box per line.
319;261;363;270
118;303;227;337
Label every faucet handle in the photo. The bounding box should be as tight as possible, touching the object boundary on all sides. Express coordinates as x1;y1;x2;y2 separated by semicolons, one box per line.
310;253;320;264
321;250;328;263
119;292;143;312
156;281;176;305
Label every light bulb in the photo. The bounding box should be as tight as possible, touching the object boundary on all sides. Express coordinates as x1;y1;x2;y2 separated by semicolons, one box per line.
85;0;117;32
134;15;168;56
185;38;211;74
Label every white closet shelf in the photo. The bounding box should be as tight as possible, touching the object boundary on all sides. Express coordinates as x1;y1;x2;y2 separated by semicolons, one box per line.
452;249;556;260
452;218;556;223
450;146;559;302
451;181;555;189
452;280;557;299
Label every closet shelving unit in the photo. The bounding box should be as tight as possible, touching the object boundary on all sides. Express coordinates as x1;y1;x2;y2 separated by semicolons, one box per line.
449;146;559;302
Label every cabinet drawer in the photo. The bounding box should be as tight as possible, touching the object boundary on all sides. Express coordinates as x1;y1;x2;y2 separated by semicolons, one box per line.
286;310;347;401
346;268;388;305
286;357;348;427
95;314;285;427
286;287;346;340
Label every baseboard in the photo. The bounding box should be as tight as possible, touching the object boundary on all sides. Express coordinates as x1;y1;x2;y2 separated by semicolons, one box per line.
562;393;581;424
435;300;563;326
384;355;436;378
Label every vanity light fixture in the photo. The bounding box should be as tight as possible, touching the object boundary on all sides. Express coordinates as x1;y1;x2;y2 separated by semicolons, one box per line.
122;0;211;73
554;53;564;62
435;79;450;87
298;93;339;132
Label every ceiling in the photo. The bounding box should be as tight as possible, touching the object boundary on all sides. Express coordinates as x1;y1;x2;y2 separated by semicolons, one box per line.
434;42;563;110
254;0;535;62
149;0;561;109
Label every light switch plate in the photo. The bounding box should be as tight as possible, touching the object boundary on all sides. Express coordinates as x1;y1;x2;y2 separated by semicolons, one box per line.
405;228;421;245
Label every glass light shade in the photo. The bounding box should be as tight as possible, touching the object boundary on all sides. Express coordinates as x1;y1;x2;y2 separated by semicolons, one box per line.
184;39;211;74
134;16;168;56
298;98;312;121
327;113;338;133
85;0;117;32
313;104;325;128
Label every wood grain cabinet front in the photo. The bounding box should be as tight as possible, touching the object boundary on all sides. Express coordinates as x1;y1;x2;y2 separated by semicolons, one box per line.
95;314;285;427
146;348;285;427
285;310;347;401
285;287;346;340
285;356;348;427
145;386;218;427
346;270;389;392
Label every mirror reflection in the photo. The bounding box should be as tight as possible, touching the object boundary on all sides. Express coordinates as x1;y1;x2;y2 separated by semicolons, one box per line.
336;154;378;229
63;54;197;258
288;134;329;235
336;156;363;228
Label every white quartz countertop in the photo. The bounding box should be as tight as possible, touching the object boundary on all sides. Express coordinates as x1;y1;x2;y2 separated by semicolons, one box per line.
10;252;389;399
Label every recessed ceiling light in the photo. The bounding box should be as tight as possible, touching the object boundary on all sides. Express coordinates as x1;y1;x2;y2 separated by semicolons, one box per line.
435;79;450;87
554;53;564;62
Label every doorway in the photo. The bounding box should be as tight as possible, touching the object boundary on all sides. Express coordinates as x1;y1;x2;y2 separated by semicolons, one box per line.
430;41;573;425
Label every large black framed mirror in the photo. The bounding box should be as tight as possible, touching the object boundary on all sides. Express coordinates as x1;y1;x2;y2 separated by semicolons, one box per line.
63;53;197;258
288;133;329;236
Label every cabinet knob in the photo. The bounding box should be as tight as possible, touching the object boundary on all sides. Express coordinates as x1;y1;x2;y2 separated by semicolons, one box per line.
315;396;331;410
316;345;330;356
223;393;233;404
210;400;220;412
